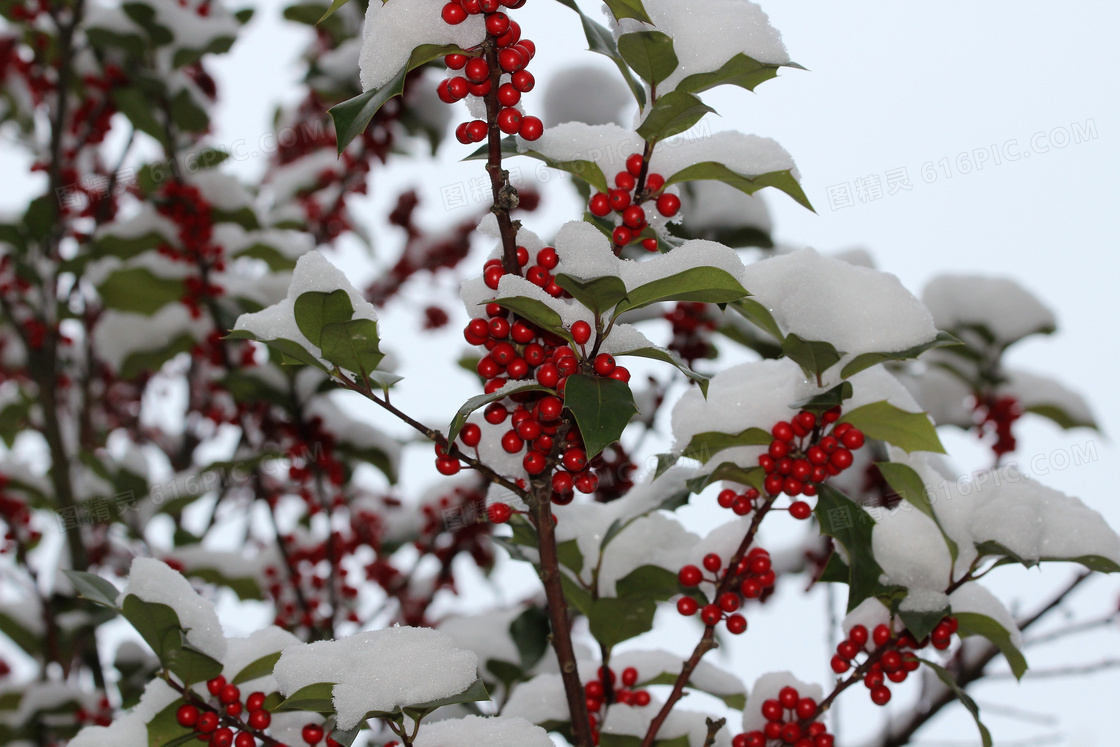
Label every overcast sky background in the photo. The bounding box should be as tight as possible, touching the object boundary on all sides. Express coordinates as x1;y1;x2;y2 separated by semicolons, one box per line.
5;1;1119;745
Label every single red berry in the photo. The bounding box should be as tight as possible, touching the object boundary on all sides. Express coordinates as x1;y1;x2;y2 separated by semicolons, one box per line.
615;171;636;191
789;501;812;520
641;238;659;252
621;204;645;229
609;366;631;383
245;692;266;712
485;12;509;35
484;403;508;424
435;457;461;475
612;226;632;246
702;553;722;572
465;57;490;82
468;78;492;97
459;423;482;447
498;47;525;72
219;684;240;705
501;430;524;453
870;686;892;706
497;107;523;134
441;2;467;24
593;353;615;376
873;624;893;646
768;439;789;459
626;153;644;177
519;116;543;141
656;193;681;217
585;680;604;699
589;193;611;217
646;173;665;191
608;189;631;211
562;448;587;472
467;119;489;142
779;686;800;709
676;596;698;616
538;396;563;421
536;247;558;269
517;39;536;59
197;712;220;734
437;79;457;104
771;421;794;442
207;677;226;696
830;448;854;469
247;710;271;730
234;732;255;747
678;565;703;586
176;705;200;727
488;503;512;523
621;667;639;687
830;655;851;673
523;451;547;475
718;592;740;612
849;624;869;647
211;728;234;747
552;470;574;494
764;473;784;496
571;320;592;345
302;724;325;745
511;69;535;91
726;613;747;634
445;53;467;69
700;604;722;626
718;489;737;508
780;723;802;744
761;699;783;722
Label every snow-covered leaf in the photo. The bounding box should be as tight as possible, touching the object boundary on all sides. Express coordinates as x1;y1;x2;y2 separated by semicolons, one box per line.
680;427;771;464
319;319;384;377
677;52;795;95
275;682;335;713
588;597;656;648
231;652;283;685
728;298;784;342
492;295;569;338
554;273;628;316
564;374;638;458
954;613;1028;680
782;334;843;380
840;330;962;379
603;0;652;24
613;266;748;318
98;269;184;316
665;163;812;210
294;289;354;348
839;401;945;454
875;462;958;561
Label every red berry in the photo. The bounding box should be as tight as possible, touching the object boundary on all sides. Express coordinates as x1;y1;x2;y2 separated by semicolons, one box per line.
488;503;512;523
501;430;524;453
247;710;270;729
626;153;644;177
468;78;492;97
234;733;255;747
779;686;800;709
593;353;615;376
511;69;535;91
459;423;482;447
517;39;536;59
830;448;853;469
615;171;636;191
780;724;802;744
830;655;851;673
552;471;574;494
589;193;611;217
562;448;587;472
219;684;240;705
519;116;543;141
467;119;488;142
622;204;645;229
485;12;509;35
465;57;490;82
676;596;698;616
523;451;547;475
497;107;522;134
608;189;631;211
873;624;892;646
645;173;665;191
870;686;892;706
621;667;639;687
678;565;703;586
718;489;737;508
795;411;817;431
764;473;784;496
446;53;467;69
571;321;592;345
656;193;680;217
498;47;525;72
702;553;722;572
435;457;461;475
609;366;631;383
612;226;632;246
700;604;722;626
726;613;747;634
789;501;812;520
207;677;226;696
641;238;659;252
176;705;200;727
761;699;783;722
771;421;794;442
441;2;467;24
197;712;219;734
246;692;266;712
538;396;563;421
718;592;740;612
211;727;234;747
849;624;869;647
841;429;865;449
484;403;508;424
302;724;325;745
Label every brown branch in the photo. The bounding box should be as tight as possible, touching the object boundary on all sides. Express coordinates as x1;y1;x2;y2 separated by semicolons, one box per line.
482;41;520;274
702;717;726;747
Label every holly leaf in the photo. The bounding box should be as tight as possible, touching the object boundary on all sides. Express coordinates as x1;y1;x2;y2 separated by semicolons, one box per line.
331;44;460;152
635;91;714;142
63;570;121;608
728;298;784;342
953;612;1029;680
111;87;168;146
317;0;352;23
551;0;646;108
618;31;678;87
510;607;551;670
664;163;813;211
554;273;628;316
782;334;843;379
610;343;709;395
840;331;963;379
275;682;336;713
815;485;883;611
563;374;638;458
677;52;801;95
686;463;766;495
613;267;748;318
791;381;853;415
1022;403;1098;431
319;319;384;377
839;401;945;454
491;296;568;338
918;659;994;747
588;597;656;648
680;427;771;464
293;289;354;348
97;268;184;315
602;0;652;24
898;604;950;643
232;651;283;685
875;462;958;561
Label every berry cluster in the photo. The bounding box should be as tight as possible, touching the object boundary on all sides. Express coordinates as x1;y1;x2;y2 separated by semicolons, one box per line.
733;686;834;747
974;394;1020;457
675;547;775;634
175;678;273;747
587;154;681;252
586;666;651;744
440;0;543;143
482;244;565;297
829;618;957;706
153;182;225;318
759;408;865;512
665;301;716;365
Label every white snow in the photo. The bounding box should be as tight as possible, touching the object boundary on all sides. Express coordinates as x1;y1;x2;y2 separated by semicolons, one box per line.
233;251;379;372
318;37;363;83
543;64;630;127
119;558;227;660
682;181;773;235
742;248;938;361
842;597;892;638
899;364;973;428
597;513;700;596
438;607;525;668
651;131;799;182
999;368;1095;428
68;678;181;747
413;715;553;747
359;0;486;91
93;304;211;373
273;626;480;730
614;0;789;94
610;649;744;701
922;274;1055;346
221;626;300;689
520;122;642;184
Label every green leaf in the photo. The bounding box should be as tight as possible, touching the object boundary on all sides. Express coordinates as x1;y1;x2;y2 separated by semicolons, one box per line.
225;330;329;371
611;344;709;396
680;427;771;464
614;564;680;601
448;384;552;443
557;539;584;574
665;163;814;211
588;597;656;648
509;607;551;670
320;319;384;377
293;289;354;348
275;682;337;713
165;643;224;685
147;699;194;747
330;44;460;152
677;53;789;95
317;0;352;23
728;298;784;342
840;331;963;379
232;651;283;685
815;485;883;611
816;552;850;585
635;91;714;143
563;374;638;458
618;31;678;87
600;735;690;747
839;401;945;454
91;231;167;261
111;87;168;145
782;334;843;379
400;678;490;719
1023;403;1098;431
613;266;748;318
63;570;121;608
792;381;853;415
0;611;41;658
559;572;594;616
954;612;1029;680
918;659;993;747
169;88;209;133
97;268;184;315
491;296;568;338
554;273;628;316
875;462;958;561
686;462;765;495
602;0;652;24
120;333;196;379
898;604;950;642
120;596;182;660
